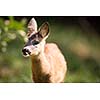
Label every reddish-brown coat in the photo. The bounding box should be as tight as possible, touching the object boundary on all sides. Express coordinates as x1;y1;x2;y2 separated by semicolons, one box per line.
31;43;67;83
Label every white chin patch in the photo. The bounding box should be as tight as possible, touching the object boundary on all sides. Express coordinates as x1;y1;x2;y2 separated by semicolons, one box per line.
23;52;30;57
23;55;30;57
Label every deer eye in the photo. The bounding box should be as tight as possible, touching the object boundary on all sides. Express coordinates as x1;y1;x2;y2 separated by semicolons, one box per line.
32;40;39;45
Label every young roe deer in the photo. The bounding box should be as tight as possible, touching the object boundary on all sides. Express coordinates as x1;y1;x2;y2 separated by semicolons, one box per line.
22;18;67;83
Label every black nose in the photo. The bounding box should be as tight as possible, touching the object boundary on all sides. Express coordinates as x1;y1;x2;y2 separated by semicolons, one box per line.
22;48;31;55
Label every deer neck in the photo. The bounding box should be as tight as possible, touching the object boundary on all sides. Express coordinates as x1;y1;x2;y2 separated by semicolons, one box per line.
31;41;50;74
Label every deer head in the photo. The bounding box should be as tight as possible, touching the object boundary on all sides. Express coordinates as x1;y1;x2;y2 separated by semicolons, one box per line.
22;18;49;57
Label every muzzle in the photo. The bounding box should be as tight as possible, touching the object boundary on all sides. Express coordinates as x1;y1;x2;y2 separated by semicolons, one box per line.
22;48;31;56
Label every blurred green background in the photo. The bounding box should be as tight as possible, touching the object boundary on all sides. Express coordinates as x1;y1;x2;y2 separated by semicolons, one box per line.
0;16;100;82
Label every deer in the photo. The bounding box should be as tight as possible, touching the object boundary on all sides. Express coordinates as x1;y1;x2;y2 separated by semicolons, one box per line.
22;18;67;83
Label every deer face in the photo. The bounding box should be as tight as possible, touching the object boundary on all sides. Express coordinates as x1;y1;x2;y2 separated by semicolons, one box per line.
22;18;49;57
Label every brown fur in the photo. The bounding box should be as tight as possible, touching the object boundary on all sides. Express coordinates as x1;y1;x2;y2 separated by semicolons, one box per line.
31;43;67;83
22;18;67;83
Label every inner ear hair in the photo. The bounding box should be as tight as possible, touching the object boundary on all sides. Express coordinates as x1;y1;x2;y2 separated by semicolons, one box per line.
39;22;49;38
27;18;37;36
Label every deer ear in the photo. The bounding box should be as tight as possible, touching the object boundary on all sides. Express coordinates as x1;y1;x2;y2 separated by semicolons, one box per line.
27;18;37;36
39;22;49;38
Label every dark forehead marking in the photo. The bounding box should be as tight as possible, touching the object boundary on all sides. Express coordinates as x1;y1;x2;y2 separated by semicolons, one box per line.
29;33;43;41
29;34;36;40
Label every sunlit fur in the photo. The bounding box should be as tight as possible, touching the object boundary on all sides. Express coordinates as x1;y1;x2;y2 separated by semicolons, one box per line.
31;42;67;83
22;18;67;83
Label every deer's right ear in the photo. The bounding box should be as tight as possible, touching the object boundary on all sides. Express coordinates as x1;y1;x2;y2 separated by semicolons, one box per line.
27;18;37;36
38;22;49;39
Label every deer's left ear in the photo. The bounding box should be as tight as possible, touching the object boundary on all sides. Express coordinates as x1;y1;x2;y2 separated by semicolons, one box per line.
39;22;49;38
